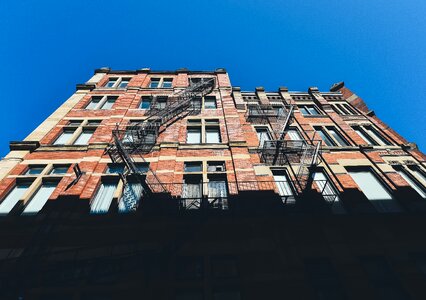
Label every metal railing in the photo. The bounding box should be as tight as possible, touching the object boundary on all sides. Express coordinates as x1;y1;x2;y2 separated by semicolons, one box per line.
117;180;299;210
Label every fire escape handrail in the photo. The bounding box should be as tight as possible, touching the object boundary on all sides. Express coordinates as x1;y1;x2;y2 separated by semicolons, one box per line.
106;78;216;210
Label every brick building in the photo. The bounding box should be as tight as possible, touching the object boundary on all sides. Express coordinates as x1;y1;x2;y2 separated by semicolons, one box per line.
0;68;425;299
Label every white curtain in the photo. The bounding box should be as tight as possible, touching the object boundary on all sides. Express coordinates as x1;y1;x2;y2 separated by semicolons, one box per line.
22;183;57;215
182;182;202;209
208;180;227;208
90;182;117;214
0;184;30;215
273;174;293;197
208;181;227;198
349;171;401;213
182;183;202;199
119;182;143;212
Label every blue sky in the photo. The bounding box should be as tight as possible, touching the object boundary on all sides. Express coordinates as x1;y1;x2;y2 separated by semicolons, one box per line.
0;0;425;156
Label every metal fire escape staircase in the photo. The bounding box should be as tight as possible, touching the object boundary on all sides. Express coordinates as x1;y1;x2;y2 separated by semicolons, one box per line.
106;78;216;211
249;104;322;193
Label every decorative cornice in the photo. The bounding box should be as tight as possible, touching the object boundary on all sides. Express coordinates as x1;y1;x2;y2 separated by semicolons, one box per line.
9;141;40;152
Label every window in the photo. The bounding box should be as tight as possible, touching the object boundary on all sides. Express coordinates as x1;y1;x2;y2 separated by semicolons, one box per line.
182;177;202;209
187;128;201;144
332;103;358;115
409;166;426;183
86;95;118;110
207;161;226;172
315;128;335;146
25;165;46;175
327;127;350;146
186;120;221;144
313;172;345;214
352;125;390;146
118;182;143;213
107;164;125;174
139;96;152;109
191;97;202;110
395;167;426;199
73;129;95;145
287;128;303;141
68;120;83;126
204;96;217;109
255;127;272;147
85;96;102;109
161;78;173;88
315;127;349;146
363;126;391;146
100;96;116;110
104;77;131;89
53;129;75;145
52;120;100;146
206;127;221;143
184;162;202;172
87;120;102;126
299;105;320;116
149;77;173;88
208;178;228;209
272;171;295;204
22;182;58;215
352;126;378;145
154;96;167;109
0;183;31;215
90;181;118;214
105;78;117;88
49;166;69;175
149;78;160;88
118;78;130;88
348;169;401;213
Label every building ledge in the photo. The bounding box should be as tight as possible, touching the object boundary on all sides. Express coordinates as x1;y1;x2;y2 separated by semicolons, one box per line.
9;141;40;152
76;83;96;91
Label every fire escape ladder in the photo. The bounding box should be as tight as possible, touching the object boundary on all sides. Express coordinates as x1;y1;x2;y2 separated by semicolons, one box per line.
106;78;215;210
295;140;321;193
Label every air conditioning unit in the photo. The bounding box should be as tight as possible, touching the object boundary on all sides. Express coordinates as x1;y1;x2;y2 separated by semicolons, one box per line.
208;165;225;172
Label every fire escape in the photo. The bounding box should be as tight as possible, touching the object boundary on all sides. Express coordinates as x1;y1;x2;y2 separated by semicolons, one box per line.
106;78;216;211
247;103;327;198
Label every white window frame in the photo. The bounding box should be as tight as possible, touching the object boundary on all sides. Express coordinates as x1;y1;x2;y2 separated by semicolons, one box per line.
299;104;321;116
52;119;100;146
104;77;131;89
186;119;222;144
85;95;118;110
149;77;174;89
394;166;426;199
255;126;273;147
315;126;350;147
348;168;401;213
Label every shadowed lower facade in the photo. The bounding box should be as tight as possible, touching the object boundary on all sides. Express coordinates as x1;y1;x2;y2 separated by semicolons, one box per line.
0;68;425;299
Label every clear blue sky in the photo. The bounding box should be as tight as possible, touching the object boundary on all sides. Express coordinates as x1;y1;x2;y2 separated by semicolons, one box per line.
0;0;425;156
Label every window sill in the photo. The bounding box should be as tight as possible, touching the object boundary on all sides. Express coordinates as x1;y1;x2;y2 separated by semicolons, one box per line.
301;114;329;118
38;143;109;151
179;143;228;150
